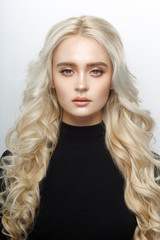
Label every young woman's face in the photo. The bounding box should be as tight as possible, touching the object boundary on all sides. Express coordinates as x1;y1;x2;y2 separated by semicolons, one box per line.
52;36;113;126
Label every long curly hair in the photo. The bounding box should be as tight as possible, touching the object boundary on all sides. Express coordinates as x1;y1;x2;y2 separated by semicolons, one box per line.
0;15;160;240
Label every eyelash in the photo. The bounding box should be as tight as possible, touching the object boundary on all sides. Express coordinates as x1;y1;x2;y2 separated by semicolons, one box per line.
60;69;73;75
91;69;104;76
59;69;104;76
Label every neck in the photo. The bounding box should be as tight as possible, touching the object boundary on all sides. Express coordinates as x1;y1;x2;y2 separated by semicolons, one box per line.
57;121;106;147
61;114;103;127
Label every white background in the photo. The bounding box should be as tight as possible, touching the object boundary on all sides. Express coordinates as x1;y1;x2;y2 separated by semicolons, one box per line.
0;0;160;154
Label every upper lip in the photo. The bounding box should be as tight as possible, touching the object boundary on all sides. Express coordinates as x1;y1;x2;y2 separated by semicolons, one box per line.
72;97;91;101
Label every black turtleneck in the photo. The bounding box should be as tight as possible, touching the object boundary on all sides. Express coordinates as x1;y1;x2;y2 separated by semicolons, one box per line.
28;121;137;240
0;122;137;240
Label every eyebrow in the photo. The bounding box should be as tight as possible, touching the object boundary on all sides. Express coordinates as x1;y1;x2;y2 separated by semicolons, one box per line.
56;62;108;68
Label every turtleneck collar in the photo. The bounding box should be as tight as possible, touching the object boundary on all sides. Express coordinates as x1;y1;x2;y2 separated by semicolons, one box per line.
57;121;106;147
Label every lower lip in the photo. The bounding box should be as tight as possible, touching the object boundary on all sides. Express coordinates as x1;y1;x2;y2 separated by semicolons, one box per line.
72;101;91;106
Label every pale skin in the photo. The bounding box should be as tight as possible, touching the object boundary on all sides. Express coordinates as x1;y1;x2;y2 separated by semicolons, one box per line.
52;36;113;126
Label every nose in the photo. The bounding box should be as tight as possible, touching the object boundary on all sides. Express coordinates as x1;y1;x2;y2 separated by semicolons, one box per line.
74;73;89;92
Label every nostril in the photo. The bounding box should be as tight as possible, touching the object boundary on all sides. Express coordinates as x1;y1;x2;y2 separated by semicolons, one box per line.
75;84;89;92
75;87;88;92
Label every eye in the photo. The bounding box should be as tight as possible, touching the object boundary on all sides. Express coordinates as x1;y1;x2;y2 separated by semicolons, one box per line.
90;69;104;76
60;69;73;76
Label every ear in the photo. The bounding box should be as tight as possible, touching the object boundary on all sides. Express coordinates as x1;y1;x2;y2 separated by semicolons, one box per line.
51;79;55;89
109;85;113;90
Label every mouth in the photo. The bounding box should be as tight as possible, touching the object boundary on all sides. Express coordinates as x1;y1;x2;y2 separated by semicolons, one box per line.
72;97;91;102
73;100;91;102
72;97;91;106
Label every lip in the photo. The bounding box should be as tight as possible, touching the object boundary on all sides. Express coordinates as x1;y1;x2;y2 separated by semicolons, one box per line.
72;97;91;106
72;97;91;101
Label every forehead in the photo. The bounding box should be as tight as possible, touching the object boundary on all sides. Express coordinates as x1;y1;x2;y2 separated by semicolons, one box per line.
52;35;111;63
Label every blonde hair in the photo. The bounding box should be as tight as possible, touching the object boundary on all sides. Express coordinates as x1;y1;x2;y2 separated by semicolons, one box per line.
0;15;160;240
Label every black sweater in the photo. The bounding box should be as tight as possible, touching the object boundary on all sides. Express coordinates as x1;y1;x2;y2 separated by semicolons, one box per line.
0;121;137;239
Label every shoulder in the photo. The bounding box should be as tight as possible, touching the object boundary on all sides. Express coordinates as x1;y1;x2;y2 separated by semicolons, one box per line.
0;150;12;189
0;150;12;167
152;151;160;160
1;150;12;160
152;152;160;184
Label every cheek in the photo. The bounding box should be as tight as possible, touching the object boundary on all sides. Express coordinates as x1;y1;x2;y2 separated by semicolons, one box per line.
96;85;111;102
54;82;68;97
54;84;71;106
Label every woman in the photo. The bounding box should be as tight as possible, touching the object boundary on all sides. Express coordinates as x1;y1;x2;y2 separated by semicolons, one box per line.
0;15;160;240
